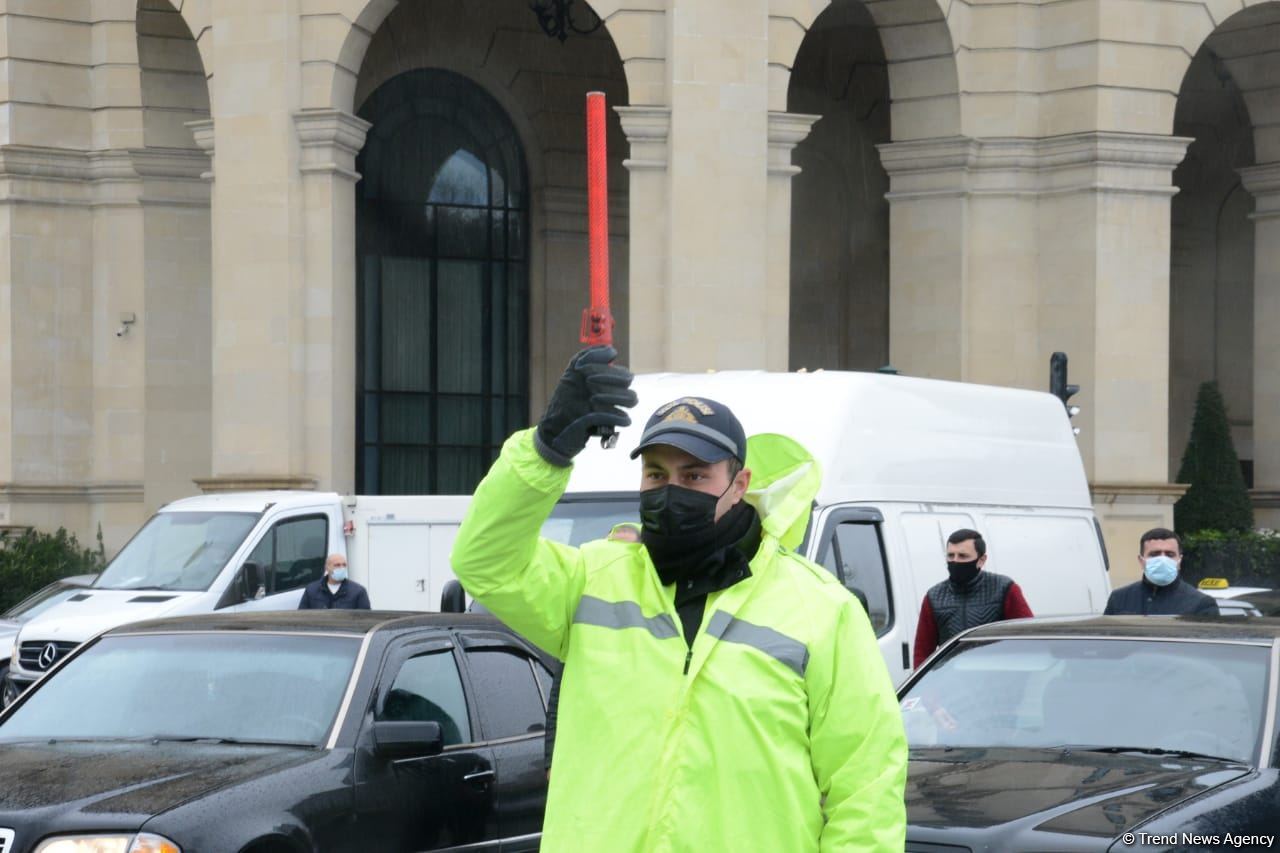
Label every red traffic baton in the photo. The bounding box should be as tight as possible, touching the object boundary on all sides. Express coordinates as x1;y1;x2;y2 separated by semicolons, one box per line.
581;91;618;449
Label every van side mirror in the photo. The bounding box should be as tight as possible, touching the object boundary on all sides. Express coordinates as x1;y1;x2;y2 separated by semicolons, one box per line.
241;561;265;601
373;720;444;759
440;580;467;613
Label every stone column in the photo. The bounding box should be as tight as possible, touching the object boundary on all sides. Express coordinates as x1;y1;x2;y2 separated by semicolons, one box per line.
616;106;670;372
202;1;316;492
1241;162;1280;529
881;133;1191;580
766;112;818;371
665;0;773;370
1039;133;1191;583
877;137;974;382
294;108;370;496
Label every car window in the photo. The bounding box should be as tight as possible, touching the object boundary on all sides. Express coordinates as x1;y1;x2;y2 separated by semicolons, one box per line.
466;649;546;740
0;633;359;745
247;516;328;595
378;650;471;746
820;521;893;636
900;638;1269;764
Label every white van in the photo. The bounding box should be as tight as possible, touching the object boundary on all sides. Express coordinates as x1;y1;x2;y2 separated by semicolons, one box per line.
4;491;469;703
543;371;1111;686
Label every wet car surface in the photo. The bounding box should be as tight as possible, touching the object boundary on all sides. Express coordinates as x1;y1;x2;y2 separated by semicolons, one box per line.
0;611;555;853
900;615;1280;852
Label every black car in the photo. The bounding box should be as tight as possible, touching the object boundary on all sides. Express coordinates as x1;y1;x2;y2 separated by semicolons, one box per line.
899;615;1280;852
0;611;555;852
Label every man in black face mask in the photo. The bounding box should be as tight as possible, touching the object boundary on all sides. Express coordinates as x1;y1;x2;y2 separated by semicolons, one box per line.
449;346;907;851
631;397;758;647
912;528;1033;669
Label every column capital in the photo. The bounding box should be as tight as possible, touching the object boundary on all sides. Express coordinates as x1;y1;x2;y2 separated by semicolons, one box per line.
1240;162;1280;221
185;119;216;181
615;105;670;172
878;133;1193;200
767;111;819;177
293;109;372;181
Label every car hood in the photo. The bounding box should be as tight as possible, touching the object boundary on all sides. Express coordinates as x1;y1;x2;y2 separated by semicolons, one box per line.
0;740;325;831
14;590;204;646
906;747;1251;851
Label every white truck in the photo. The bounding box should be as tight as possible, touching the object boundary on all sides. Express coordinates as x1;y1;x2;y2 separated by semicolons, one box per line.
4;491;469;703
542;370;1113;687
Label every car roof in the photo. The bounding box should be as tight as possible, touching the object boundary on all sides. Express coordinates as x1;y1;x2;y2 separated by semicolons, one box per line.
102;610;510;638
957;614;1280;644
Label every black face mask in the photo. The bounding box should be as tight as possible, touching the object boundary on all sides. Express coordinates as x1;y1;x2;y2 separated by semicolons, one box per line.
640;482;756;586
639;483;725;538
946;559;981;586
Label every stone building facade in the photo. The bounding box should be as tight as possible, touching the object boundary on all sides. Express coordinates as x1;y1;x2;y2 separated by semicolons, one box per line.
1;0;1277;584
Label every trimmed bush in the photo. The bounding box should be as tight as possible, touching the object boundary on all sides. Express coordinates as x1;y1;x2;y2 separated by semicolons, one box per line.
1175;381;1254;534
1179;529;1280;590
0;527;105;613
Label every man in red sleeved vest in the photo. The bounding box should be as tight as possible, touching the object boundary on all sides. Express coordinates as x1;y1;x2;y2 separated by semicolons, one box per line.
912;528;1033;669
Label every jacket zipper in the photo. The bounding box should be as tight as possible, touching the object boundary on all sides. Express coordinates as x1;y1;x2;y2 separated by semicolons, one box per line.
683;648;692;675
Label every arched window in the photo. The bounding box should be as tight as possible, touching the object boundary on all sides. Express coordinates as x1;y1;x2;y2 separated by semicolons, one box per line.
356;70;529;494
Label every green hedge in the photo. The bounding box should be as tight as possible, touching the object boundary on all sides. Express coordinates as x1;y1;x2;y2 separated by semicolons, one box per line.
0;528;105;613
1179;530;1280;590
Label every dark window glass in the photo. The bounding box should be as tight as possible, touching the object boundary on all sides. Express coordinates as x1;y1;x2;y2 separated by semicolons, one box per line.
466;649;546;740
357;69;530;495
379;650;471;746
247;516;328;595
820;522;893;636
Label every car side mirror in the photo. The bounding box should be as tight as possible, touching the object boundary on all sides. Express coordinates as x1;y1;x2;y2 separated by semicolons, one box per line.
373;720;444;759
440;580;467;613
241;561;265;602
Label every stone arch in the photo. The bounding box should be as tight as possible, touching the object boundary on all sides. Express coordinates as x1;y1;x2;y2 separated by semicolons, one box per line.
786;0;891;371
160;0;214;88
309;0;665;113
348;0;633;489
1168;0;1280;518
769;0;960;139
137;0;211;148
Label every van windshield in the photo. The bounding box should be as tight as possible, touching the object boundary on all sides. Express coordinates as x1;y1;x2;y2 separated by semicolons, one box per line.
95;512;259;592
542;496;639;546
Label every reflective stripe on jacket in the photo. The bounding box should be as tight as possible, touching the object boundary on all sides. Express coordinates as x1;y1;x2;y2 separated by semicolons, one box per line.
450;428;907;852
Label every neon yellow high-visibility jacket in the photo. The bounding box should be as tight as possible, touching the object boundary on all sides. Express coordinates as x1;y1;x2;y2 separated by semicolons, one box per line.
451;428;907;852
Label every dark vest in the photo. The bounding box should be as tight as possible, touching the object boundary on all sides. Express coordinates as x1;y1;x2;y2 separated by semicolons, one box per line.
927;571;1013;645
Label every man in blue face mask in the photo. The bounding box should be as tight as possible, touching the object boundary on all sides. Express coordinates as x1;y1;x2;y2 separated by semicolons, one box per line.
298;554;371;610
1103;528;1218;615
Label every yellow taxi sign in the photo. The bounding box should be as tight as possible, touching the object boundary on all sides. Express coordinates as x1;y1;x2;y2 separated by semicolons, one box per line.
1198;577;1229;590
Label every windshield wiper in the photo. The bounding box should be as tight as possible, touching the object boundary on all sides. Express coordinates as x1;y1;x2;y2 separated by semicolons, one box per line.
1062;745;1240;763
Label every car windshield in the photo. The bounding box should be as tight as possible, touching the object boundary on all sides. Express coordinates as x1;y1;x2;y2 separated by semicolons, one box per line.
542;496;639;546
901;638;1270;764
95;511;258;591
3;582;83;622
0;633;360;746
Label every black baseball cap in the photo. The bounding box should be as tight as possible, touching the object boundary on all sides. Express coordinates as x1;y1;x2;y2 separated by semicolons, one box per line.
629;397;747;465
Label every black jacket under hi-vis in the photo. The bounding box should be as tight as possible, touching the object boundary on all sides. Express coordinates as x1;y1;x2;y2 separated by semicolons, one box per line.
926;571;1014;647
1103;577;1218;616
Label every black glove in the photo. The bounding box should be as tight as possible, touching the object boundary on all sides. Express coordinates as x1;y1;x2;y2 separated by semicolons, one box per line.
534;346;637;467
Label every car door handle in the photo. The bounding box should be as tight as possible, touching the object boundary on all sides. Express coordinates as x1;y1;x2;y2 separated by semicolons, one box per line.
463;769;495;783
